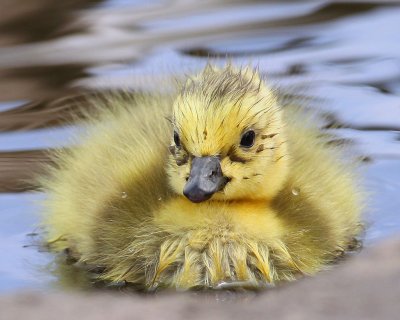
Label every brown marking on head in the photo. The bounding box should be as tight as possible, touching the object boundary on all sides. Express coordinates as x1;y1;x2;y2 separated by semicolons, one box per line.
227;146;248;163
176;156;188;166
229;154;247;163
203;128;208;140
168;145;176;156
261;133;279;139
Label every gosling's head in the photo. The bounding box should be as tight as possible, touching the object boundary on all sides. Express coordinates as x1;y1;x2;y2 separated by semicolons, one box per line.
168;64;289;203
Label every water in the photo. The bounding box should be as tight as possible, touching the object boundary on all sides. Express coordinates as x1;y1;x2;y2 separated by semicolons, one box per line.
1;0;399;293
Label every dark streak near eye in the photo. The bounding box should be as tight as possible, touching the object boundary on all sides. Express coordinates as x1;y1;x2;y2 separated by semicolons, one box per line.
227;146;248;163
261;133;279;139
175;147;189;166
168;145;176;155
176;155;188;166
203;128;207;140
243;177;250;180
256;145;264;153
164;116;173;124
229;154;247;163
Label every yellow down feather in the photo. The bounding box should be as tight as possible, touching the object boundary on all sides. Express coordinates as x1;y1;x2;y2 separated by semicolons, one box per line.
40;64;363;290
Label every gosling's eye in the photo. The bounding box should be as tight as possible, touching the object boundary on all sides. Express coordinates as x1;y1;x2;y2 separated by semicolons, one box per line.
173;131;181;147
240;130;255;148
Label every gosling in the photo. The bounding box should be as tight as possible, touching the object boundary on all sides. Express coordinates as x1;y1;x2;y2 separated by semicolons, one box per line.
41;64;363;290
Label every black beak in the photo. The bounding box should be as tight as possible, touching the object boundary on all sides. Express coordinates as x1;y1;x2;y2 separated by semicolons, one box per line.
183;156;226;203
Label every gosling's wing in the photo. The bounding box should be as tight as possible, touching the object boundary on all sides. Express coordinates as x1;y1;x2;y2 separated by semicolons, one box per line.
40;93;174;250
277;105;363;251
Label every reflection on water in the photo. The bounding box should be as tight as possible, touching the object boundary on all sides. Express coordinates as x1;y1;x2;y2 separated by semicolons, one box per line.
0;0;399;292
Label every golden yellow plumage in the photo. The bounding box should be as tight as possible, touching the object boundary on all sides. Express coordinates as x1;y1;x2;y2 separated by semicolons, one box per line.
40;64;363;290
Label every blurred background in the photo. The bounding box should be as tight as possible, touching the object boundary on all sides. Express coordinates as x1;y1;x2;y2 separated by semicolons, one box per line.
0;0;399;293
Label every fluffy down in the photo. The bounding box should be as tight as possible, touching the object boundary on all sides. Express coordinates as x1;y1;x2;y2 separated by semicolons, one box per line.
40;65;363;290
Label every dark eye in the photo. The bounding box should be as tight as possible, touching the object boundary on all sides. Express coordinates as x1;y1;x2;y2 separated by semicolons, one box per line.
173;131;181;147
240;130;255;148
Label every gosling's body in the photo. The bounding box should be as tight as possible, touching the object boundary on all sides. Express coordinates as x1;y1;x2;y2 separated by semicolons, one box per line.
42;65;363;289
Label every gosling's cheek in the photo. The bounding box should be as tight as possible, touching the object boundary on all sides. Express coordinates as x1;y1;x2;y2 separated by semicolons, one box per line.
220;158;234;176
220;159;246;180
182;165;190;182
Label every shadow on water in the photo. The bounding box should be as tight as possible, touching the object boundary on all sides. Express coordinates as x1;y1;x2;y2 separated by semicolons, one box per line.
0;0;399;292
0;0;103;45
